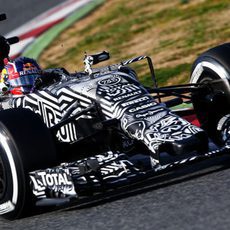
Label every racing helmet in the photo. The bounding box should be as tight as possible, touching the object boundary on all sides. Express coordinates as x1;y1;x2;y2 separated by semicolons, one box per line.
1;57;42;95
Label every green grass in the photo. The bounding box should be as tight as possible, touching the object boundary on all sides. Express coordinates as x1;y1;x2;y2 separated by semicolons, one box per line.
39;0;230;86
156;63;191;85
181;1;229;19
23;0;105;59
139;63;191;87
186;18;207;47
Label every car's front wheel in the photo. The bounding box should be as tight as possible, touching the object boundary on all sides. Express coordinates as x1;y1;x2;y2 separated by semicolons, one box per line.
0;108;57;220
190;43;230;144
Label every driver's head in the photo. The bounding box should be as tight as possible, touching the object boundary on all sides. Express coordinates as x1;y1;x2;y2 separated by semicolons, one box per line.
1;56;42;95
0;36;10;70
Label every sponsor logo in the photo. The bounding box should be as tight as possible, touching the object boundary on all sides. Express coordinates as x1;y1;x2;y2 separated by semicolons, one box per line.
113;90;142;102
35;171;73;187
19;69;42;76
30;168;76;197
20;62;41;76
98;76;121;85
135;108;165;118
191;63;204;83
23;62;36;69
121;96;149;107
122;115;146;140
128;101;157;113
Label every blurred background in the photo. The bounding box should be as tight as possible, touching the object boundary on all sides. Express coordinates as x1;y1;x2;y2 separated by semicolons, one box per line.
38;0;230;86
1;0;230;87
1;0;63;34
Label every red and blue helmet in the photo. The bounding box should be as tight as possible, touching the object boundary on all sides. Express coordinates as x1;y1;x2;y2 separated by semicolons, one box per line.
1;57;42;95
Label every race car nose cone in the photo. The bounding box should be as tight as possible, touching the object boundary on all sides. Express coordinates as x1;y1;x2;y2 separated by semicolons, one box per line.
161;131;209;156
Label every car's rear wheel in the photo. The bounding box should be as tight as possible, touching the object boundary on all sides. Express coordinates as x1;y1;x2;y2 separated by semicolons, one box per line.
190;43;230;144
0;108;57;220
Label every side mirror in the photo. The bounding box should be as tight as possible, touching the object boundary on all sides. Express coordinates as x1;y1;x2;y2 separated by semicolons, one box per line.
89;51;110;65
84;51;110;74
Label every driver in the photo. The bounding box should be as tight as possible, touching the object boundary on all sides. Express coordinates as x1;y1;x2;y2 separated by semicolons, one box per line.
0;32;69;96
0;56;43;95
0;56;67;96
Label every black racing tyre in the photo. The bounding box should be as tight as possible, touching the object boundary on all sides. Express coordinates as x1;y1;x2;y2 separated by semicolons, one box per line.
190;43;230;84
0;108;57;220
190;43;230;143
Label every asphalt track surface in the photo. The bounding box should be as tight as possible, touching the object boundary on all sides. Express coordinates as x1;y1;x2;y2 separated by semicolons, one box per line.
1;1;230;230
1;0;64;34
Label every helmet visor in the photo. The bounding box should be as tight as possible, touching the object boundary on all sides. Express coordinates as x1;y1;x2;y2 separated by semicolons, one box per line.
8;74;39;87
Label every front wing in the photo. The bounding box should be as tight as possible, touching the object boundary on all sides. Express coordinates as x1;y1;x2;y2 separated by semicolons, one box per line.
29;145;230;207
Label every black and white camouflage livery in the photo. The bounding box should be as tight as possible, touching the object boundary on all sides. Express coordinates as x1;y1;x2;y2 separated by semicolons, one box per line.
2;13;230;220
2;39;230;219
0;53;205;204
9;55;203;163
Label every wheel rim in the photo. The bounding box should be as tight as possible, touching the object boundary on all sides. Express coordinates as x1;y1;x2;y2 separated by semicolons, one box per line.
0;156;6;199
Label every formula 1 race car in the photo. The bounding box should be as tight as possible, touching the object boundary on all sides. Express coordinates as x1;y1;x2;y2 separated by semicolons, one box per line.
1;14;230;220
